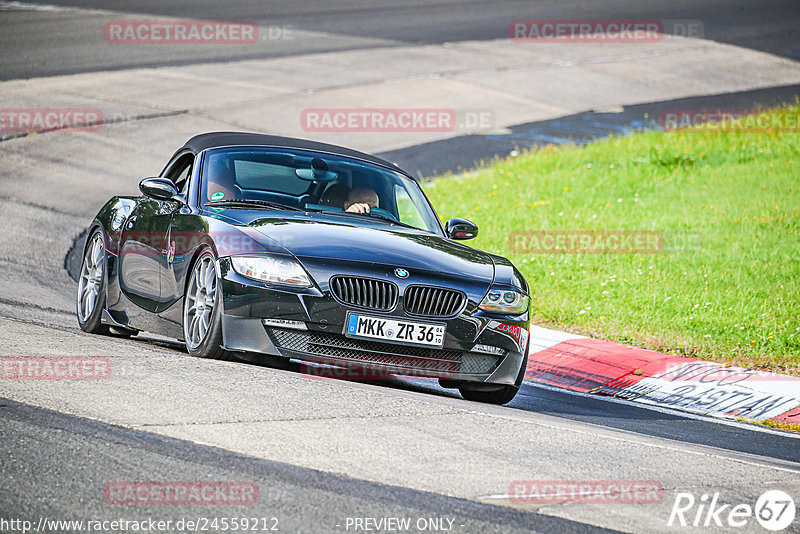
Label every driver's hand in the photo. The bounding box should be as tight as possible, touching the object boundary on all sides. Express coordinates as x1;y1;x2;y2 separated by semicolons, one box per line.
345;203;371;214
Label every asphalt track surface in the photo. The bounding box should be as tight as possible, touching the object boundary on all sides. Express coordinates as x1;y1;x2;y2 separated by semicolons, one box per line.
1;0;799;80
378;83;800;176
2;1;800;533
1;399;609;534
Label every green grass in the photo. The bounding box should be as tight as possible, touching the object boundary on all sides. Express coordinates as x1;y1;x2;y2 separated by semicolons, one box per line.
424;105;800;375
755;418;800;433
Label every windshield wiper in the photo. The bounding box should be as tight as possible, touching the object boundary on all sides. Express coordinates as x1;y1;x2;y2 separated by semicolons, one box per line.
206;199;305;212
322;209;420;230
366;212;420;230
207;200;423;230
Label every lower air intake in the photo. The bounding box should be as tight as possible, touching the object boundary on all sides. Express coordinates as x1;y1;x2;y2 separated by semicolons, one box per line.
266;328;500;375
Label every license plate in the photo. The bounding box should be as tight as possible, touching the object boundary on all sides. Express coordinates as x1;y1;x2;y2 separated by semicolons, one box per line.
345;312;445;348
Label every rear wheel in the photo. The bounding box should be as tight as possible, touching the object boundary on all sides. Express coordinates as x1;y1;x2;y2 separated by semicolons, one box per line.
183;249;235;361
76;229;110;335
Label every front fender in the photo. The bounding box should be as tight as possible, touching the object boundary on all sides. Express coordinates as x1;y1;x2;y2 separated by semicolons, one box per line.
489;254;529;294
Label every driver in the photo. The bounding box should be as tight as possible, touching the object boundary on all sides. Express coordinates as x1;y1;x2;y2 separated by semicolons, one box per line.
344;187;379;214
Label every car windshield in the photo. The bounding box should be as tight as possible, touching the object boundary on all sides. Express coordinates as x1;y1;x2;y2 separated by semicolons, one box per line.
201;147;441;234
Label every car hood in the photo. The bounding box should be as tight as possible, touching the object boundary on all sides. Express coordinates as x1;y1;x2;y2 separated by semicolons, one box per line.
214;210;495;283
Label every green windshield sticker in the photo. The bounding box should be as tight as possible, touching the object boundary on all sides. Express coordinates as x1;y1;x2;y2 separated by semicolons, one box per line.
210;191;225;200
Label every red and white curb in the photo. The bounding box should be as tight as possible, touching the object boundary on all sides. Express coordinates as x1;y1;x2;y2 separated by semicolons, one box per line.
524;326;800;424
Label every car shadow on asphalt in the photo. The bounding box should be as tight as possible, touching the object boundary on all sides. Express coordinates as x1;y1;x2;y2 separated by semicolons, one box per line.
128;333;800;464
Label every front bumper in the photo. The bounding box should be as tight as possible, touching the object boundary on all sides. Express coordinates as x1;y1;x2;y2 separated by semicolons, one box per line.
218;259;530;386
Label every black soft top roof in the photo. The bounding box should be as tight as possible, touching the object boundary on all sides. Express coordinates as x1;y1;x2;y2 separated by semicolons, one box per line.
181;131;412;179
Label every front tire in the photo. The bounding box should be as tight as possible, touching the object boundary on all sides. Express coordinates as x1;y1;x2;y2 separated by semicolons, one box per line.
183;249;235;361
459;384;520;405
459;343;529;405
76;228;110;335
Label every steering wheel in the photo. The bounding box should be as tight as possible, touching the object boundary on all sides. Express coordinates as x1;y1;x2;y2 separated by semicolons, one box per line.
367;207;399;221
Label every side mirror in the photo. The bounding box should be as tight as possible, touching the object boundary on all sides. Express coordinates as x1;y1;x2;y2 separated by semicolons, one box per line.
139;177;178;201
445;218;479;240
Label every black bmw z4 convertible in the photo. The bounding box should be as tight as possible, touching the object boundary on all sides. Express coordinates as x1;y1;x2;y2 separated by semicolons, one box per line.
77;132;531;404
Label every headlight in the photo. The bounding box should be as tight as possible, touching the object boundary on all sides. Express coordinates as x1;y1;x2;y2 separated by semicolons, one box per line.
478;288;528;314
230;255;312;287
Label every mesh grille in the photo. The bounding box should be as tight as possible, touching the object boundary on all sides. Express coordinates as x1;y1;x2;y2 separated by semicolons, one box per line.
267;328;500;375
404;285;466;317
330;276;398;311
460;353;502;374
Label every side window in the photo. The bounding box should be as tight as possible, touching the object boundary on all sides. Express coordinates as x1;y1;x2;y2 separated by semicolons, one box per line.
394;185;424;225
164;154;194;193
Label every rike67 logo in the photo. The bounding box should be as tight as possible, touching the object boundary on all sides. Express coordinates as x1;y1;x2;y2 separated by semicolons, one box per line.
668;490;795;531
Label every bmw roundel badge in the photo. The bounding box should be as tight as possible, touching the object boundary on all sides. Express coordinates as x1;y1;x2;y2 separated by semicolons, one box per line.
394;268;409;279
